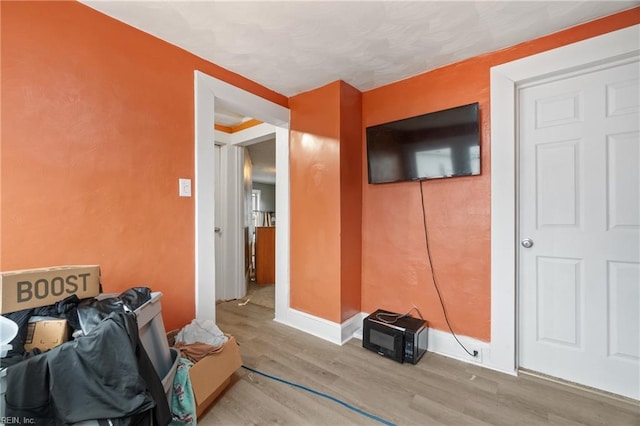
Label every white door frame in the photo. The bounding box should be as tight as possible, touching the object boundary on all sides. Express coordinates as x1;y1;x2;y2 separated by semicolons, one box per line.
489;25;640;374
194;71;289;321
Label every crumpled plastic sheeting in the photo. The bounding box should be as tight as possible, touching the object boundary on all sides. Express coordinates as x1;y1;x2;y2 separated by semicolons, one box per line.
175;319;228;347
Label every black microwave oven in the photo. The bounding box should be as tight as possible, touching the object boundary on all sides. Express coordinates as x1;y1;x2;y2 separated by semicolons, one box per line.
362;309;428;364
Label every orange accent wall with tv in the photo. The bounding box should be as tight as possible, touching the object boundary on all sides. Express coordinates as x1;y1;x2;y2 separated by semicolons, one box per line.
359;7;639;341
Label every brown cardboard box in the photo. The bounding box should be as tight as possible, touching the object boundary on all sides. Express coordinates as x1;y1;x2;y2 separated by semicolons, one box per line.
24;319;69;352
189;335;242;417
0;265;101;314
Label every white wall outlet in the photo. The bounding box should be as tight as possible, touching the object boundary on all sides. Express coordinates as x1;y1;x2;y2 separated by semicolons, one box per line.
179;178;192;197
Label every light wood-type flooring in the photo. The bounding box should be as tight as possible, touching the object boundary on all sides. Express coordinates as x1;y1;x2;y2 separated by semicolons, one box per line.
199;301;639;425
243;282;275;310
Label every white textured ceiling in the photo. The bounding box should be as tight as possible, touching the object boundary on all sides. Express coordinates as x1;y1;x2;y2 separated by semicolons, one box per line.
80;1;638;97
79;1;637;184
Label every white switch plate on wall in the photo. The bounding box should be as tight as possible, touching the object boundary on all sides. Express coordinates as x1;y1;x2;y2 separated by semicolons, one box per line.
179;178;192;197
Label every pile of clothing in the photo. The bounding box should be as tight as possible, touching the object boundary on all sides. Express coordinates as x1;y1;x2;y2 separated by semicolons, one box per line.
168;320;228;426
173;319;228;363
1;288;172;426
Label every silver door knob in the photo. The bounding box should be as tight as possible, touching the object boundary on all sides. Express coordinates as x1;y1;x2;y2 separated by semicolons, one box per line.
521;238;534;248
215;227;221;233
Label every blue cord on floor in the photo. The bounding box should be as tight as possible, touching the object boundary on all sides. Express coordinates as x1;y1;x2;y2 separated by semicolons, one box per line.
242;365;396;426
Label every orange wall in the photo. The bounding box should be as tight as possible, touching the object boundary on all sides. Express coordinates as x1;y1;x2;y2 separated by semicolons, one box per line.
339;82;363;322
289;82;342;321
289;81;364;323
0;1;286;330
289;81;362;323
361;8;640;341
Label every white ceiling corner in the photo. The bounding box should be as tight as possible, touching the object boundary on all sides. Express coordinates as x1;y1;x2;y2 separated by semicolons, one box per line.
78;0;638;185
80;1;638;97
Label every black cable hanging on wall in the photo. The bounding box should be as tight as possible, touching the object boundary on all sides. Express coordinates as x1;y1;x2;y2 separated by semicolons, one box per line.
419;180;478;358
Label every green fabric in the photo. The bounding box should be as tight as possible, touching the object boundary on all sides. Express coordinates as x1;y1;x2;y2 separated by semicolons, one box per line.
170;357;196;425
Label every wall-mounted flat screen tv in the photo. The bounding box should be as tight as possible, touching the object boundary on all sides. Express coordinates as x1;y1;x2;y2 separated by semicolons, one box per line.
366;102;480;184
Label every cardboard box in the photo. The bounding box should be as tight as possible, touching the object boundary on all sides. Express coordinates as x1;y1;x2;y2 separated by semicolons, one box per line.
189;335;242;417
0;265;101;314
24;319;69;352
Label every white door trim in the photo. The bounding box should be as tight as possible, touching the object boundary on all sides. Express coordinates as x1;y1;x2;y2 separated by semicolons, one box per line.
194;71;289;321
194;73;216;321
489;24;640;374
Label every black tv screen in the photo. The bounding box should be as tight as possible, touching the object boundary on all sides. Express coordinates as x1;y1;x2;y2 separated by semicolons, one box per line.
366;103;480;184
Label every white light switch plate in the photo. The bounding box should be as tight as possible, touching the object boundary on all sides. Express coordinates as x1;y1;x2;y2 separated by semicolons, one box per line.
179;178;192;197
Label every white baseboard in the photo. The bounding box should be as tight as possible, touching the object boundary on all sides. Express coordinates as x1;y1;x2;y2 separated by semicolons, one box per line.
276;309;502;373
341;312;367;344
274;309;365;345
274;307;346;345
425;327;490;365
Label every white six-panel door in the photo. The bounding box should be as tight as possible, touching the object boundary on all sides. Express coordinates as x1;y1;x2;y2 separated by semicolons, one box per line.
518;59;640;400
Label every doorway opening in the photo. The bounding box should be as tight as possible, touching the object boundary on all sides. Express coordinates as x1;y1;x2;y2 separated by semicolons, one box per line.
194;71;289;324
245;138;276;310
